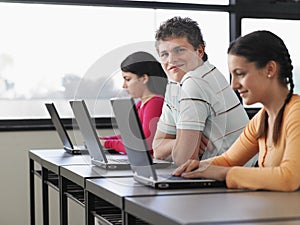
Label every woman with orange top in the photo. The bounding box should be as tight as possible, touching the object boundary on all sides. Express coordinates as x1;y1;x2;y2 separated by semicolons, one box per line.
173;30;300;191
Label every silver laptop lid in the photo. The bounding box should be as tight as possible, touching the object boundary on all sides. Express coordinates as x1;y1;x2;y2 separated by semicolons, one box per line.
70;100;107;162
110;97;157;180
45;103;74;150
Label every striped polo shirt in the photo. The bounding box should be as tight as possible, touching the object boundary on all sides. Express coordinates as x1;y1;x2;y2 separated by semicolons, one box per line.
157;61;249;159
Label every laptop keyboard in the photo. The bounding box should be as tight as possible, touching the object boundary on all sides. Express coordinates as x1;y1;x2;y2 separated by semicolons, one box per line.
159;174;205;180
159;174;185;180
108;158;129;163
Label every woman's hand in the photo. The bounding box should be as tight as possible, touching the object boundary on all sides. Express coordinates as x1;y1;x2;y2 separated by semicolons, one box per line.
172;159;209;176
99;139;105;146
172;159;229;181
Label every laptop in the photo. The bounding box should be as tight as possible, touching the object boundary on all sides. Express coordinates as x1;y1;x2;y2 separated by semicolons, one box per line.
110;97;226;189
69;100;131;170
45;103;88;155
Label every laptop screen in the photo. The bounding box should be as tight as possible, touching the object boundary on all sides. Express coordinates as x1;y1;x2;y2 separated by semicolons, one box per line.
70;100;106;162
45;103;74;150
110;97;157;179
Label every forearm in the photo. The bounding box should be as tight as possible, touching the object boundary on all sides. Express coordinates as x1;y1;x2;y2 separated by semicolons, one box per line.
153;131;175;160
172;143;197;166
103;140;126;154
100;134;121;140
153;139;175;159
172;129;202;166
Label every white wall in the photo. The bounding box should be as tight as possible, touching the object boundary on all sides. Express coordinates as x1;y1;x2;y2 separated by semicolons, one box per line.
0;128;113;225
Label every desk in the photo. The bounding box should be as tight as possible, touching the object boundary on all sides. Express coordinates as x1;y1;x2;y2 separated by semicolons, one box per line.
29;149;89;225
30;149;300;225
59;165;132;225
85;176;240;225
243;221;300;225
125;191;300;225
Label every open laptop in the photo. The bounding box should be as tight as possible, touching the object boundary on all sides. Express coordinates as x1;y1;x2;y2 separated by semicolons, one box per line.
45;103;88;155
69;100;131;170
110;97;226;189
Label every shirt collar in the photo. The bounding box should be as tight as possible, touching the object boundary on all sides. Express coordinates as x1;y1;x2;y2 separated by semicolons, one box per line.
180;61;214;84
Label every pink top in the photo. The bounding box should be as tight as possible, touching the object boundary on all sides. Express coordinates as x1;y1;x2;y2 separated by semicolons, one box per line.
101;95;164;154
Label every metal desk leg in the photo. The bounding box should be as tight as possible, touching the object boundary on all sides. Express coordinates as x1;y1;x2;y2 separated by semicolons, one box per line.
41;167;49;225
85;191;95;225
29;158;35;225
124;212;138;225
59;176;68;225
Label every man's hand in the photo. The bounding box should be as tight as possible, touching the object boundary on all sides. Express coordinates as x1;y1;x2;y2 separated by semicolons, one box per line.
200;135;214;154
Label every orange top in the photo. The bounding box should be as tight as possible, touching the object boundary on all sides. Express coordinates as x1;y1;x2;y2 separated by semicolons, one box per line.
211;94;300;191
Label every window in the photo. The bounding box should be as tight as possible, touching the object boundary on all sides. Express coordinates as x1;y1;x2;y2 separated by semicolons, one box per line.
0;2;229;119
242;18;300;108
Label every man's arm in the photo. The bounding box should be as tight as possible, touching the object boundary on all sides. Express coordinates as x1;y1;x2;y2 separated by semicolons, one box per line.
172;129;203;166
152;130;176;160
153;128;204;166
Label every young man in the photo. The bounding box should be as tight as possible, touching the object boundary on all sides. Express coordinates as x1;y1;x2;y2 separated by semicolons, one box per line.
152;17;250;166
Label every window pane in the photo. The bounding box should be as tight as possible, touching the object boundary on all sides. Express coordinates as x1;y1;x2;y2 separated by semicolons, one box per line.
242;18;300;108
0;3;157;118
0;2;229;119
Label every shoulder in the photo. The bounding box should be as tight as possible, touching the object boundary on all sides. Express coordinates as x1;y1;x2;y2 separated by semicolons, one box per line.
287;94;300;107
285;94;300;118
151;95;164;102
180;62;226;89
144;95;164;107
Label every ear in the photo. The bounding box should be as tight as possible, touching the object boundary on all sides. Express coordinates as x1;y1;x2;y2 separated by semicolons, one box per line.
141;74;149;84
265;60;278;78
196;45;205;59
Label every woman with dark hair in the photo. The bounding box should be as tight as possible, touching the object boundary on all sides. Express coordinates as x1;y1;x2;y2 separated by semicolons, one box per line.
174;30;300;191
100;51;168;154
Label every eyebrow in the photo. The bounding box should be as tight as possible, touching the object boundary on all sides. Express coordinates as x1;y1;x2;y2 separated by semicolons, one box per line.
233;68;244;73
159;45;185;54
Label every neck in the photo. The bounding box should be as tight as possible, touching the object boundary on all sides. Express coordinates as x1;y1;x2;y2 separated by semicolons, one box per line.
141;93;155;104
264;88;290;118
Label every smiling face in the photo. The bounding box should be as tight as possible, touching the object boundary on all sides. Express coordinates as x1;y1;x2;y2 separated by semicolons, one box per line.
228;54;268;105
157;37;204;82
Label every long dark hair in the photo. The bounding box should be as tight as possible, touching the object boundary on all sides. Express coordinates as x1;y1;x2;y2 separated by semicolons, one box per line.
228;30;294;145
121;51;168;96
